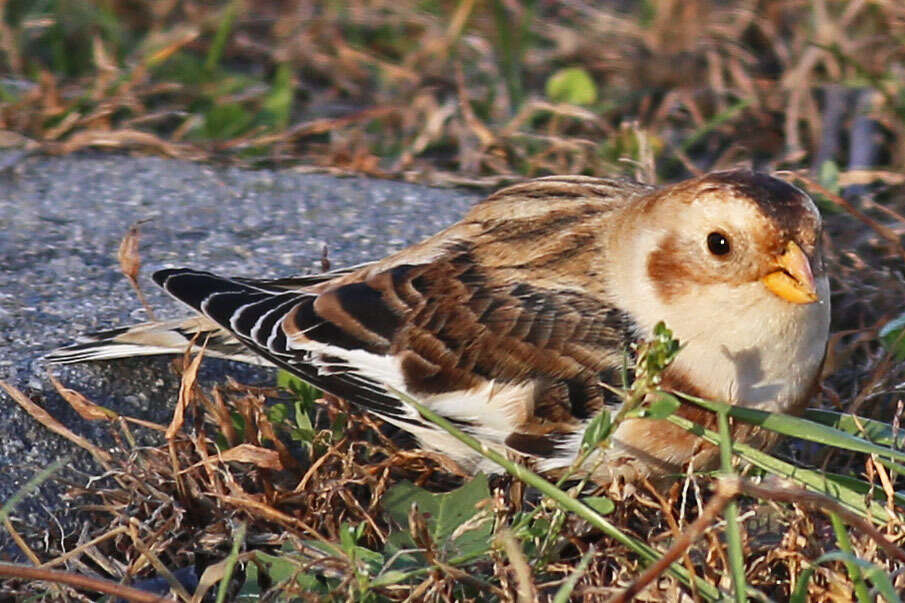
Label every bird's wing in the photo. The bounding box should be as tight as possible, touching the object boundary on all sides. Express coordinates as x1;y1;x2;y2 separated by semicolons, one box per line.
154;176;645;463
154;267;423;425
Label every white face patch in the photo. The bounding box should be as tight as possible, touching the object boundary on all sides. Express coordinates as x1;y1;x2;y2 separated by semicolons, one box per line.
604;184;830;412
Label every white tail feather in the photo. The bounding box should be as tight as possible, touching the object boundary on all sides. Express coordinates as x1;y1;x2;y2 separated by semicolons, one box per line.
44;316;271;366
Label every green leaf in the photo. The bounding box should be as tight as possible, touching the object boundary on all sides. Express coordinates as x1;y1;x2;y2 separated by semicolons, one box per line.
277;371;322;445
545;67;598;105
250;552;298;584
580;410;612;451
243;551;332;597
580;496;615;516
353;545;385;576
267;402;288;424
278;370;321;407
879;312;905;360
382;474;492;558
642;392;681;419
818;159;840;194
289;419;315;445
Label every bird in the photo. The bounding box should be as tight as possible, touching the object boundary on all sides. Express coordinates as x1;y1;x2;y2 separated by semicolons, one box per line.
46;169;830;485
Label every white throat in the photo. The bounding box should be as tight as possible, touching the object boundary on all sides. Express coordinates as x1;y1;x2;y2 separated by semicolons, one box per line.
607;233;830;411
652;280;829;410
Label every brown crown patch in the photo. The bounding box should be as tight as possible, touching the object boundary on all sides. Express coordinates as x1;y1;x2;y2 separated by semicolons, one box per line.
700;170;819;243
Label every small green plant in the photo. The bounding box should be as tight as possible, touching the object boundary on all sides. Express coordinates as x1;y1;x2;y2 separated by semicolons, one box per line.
236;477;495;600
276;369;334;450
879;312;905;361
546;67;598;106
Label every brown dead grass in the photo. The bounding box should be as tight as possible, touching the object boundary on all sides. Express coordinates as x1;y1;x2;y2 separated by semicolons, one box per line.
1;1;905;184
4;339;905;600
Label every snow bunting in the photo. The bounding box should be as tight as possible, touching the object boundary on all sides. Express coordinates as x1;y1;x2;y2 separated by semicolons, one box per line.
47;170;830;483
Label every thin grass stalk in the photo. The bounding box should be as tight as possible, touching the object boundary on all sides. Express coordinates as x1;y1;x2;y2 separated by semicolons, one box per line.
551;546;594;603
829;512;871;603
216;522;246;603
717;410;746;602
0;457;68;525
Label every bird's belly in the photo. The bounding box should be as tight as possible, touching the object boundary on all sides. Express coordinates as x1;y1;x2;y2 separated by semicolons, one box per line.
594;404;780;484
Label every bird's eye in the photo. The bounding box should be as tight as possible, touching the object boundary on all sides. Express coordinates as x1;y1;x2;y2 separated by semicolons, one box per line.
707;232;731;256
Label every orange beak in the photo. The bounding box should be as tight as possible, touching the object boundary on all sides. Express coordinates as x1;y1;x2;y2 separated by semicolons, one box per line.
761;241;819;304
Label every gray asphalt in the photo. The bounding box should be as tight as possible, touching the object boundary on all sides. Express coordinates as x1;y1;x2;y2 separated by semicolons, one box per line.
0;152;481;558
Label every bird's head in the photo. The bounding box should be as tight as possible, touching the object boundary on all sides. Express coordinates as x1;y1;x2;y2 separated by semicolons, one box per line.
606;169;830;408
635;169;826;310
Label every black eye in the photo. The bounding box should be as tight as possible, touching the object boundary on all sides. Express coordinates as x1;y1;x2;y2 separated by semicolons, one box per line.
707;232;731;256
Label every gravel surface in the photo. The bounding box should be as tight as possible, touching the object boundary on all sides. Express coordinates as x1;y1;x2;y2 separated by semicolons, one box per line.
0;152;480;558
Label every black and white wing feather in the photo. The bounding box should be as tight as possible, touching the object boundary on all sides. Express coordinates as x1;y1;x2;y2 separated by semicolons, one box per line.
153;268;423;426
43;263;372;365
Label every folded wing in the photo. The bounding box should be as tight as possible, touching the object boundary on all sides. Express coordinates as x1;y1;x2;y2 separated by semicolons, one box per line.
154;238;635;468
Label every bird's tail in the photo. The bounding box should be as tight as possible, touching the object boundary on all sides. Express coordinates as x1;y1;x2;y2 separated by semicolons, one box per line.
43;315;270;366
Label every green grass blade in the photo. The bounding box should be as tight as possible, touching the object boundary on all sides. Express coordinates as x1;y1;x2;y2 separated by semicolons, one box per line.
679;98;752;150
205;0;239;73
665;414;897;524
803;409;903;447
819;471;905;509
0;457;69;525
216;522;247;603
829;513;871;603
675;392;905;464
790;551;901;603
718;411;747;602
552;546;594;603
